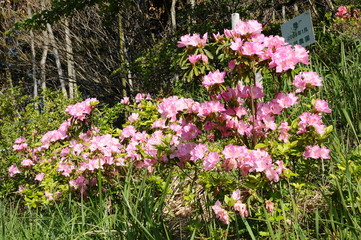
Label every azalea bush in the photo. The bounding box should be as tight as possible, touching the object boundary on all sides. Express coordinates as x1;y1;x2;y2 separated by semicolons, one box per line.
0;89;80;198
7;19;333;238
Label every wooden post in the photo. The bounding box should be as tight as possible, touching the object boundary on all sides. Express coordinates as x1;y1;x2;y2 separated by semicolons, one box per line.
231;13;240;30
282;6;286;21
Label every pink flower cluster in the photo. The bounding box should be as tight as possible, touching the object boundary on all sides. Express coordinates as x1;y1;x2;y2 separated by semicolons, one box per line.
13;138;28;152
65;98;99;121
303;145;330;159
202;70;226;89
293;71;323;93
212;200;230;224
298;112;326;135
8;164;20;177
179;20;310;73
336;6;348;18
335;6;360;19
177;33;208;48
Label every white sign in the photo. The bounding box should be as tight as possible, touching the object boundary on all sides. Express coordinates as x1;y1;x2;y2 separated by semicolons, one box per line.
281;10;316;47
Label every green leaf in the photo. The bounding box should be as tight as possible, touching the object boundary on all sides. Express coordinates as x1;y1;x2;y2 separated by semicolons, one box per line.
203;49;214;59
254;143;267;149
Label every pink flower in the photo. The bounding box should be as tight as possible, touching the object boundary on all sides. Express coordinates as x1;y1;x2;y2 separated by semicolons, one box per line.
202;70;226;90
187;54;208;64
213;32;222;41
231;189;241;201
177;33;208;48
146;93;152;100
35;173;45;181
14;137;26;144
233;20;262;36
195;101;225;117
314;99;332;113
188;54;202;64
275;92;298;109
234;201;248;217
212;201;230;224
230;38;243;51
336;6;348;17
128;113;139;123
238;85;265;99
121;125;137;139
303;145;330;159
65;98;98;120
275;160;287;174
293;71;323;93
41;130;68;148
120;97;130;105
265;200;274;213
21;158;34;167
57;163;75;176
294;45;310;65
278;121;290;143
223;144;248;159
201;54;209;63
298;112;326;135
203;152;220;170
45;192;54;200
135;93;146;103
152;120;167;129
170;142;196;163
180;123;202;141
13;142;28;152
269;45;309;73
158;96;194;122
58;120;70;135
8;164;20;177
242;41;264;56
69;175;89;194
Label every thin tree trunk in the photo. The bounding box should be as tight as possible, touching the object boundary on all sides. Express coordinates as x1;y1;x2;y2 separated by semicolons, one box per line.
27;6;37;98
47;23;68;98
118;12;128;97
40;0;49;91
171;0;177;31
64;18;76;99
40;30;49;90
188;0;195;27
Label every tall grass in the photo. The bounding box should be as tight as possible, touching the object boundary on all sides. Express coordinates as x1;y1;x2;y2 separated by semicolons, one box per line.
0;167;176;240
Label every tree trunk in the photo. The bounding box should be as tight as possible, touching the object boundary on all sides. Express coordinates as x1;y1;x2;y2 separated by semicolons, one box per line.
64;18;76;99
40;30;49;91
171;0;177;31
40;0;49;91
118;12;129;97
27;6;37;98
47;23;68;98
